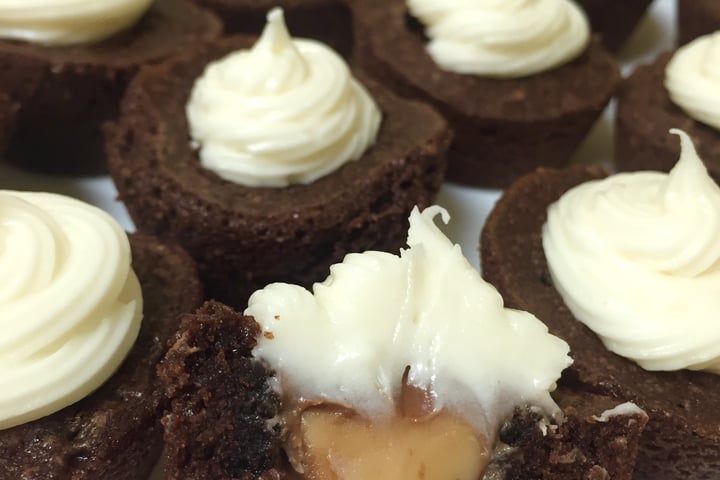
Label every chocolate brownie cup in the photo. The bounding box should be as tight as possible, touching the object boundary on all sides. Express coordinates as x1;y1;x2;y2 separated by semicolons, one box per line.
0;233;203;480
576;0;655;52
481;166;720;480
352;0;620;188
159;301;647;480
0;0;221;175
678;0;720;45
193;0;353;57
106;35;451;308
616;53;720;182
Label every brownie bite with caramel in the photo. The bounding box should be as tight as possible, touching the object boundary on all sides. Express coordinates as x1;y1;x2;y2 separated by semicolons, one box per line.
160;206;646;480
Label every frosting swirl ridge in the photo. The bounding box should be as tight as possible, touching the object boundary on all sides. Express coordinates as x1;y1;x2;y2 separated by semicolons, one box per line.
0;191;142;430
543;130;720;373
666;32;720;131
186;8;382;187
406;0;590;77
0;0;153;46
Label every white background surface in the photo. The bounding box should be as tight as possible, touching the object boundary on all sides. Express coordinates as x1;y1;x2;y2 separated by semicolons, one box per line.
0;1;676;478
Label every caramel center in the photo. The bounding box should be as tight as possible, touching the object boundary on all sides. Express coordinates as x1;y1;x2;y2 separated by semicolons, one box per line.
294;406;489;480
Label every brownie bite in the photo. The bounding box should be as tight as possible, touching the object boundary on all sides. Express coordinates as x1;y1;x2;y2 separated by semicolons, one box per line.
575;0;655;52
0;0;221;175
159;301;647;480
616;53;720;181
678;0;720;45
0;233;203;480
352;0;620;188
481;166;720;480
107;35;451;308
193;0;353;57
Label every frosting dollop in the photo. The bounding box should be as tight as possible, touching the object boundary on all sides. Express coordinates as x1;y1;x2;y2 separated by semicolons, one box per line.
0;191;142;430
543;129;720;373
406;0;590;78
247;205;571;436
0;0;152;46
666;32;720;131
186;8;382;188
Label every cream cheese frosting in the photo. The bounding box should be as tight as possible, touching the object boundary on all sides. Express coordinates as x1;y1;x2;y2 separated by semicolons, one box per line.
186;8;382;188
0;191;142;430
543;129;720;373
247;205;571;437
0;0;153;46
406;0;590;78
666;32;720;131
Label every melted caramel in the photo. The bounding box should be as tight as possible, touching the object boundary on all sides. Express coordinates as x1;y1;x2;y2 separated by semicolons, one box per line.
291;406;489;480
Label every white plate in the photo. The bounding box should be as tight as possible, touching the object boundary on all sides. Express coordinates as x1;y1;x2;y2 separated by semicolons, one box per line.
0;1;676;477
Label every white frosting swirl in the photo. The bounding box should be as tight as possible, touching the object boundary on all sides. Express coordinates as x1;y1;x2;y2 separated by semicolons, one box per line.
666;32;720;131
247;206;571;436
186;8;382;188
0;191;142;430
406;0;590;78
0;0;153;46
543;129;720;373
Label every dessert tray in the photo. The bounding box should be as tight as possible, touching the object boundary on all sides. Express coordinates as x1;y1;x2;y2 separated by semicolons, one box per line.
0;1;675;477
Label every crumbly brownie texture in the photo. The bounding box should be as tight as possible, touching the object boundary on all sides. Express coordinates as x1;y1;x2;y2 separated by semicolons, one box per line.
481;166;720;480
194;0;353;58
159;301;284;480
678;0;720;46
616;53;720;183
106;35;451;309
0;234;203;480
0;0;221;175
159;301;647;480
352;0;620;188
575;0;654;52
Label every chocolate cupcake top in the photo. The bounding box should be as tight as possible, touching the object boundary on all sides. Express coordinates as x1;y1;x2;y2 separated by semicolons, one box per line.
0;191;142;430
543;130;720;373
186;8;381;187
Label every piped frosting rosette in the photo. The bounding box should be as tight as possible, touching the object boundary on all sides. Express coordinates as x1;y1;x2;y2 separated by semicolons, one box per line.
0;191;142;430
186;8;382;188
543;130;720;373
406;0;590;77
0;0;153;46
666;32;720;131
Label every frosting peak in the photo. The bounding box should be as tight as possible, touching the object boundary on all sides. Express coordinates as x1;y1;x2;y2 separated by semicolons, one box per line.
227;9;308;94
0;191;142;430
0;0;153;46
407;0;590;78
186;8;382;188
543;130;720;373
666;32;720;131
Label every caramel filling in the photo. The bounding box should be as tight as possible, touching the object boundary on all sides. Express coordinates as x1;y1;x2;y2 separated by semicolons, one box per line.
289;406;489;480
